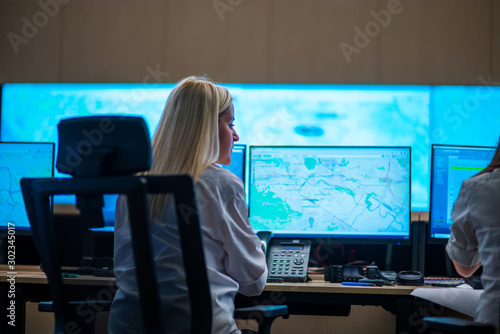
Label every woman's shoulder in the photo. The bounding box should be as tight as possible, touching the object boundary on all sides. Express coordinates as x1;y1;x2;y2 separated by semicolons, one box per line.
197;164;244;194
466;168;500;187
461;169;500;203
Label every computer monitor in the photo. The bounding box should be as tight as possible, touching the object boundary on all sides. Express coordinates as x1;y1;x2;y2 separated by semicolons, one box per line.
428;144;495;243
0;142;55;234
248;146;411;244
221;144;246;185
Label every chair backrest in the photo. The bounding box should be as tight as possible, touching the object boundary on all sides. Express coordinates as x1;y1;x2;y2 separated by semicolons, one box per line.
56;116;152;228
21;116;212;333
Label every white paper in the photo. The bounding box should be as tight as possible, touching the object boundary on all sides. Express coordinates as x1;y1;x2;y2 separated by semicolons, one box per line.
411;287;483;317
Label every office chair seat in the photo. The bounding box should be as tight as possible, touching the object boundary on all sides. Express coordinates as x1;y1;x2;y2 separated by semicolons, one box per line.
423;316;496;334
234;305;289;334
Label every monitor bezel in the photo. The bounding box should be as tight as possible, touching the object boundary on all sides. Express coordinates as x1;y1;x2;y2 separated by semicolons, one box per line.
0;84;4;139
0;141;55;236
248;145;412;245
231;143;247;186
428;143;495;244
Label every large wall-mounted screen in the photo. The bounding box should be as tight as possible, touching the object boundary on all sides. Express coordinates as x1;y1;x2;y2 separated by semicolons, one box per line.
1;83;499;216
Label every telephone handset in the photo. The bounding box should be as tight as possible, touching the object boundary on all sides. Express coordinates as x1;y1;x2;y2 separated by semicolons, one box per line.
257;231;272;255
265;237;311;282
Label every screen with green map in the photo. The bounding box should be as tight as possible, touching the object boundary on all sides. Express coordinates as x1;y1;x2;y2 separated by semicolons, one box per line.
249;146;411;243
0;142;54;232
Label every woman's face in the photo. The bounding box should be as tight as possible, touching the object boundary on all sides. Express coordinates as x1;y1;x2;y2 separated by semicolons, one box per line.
216;104;239;165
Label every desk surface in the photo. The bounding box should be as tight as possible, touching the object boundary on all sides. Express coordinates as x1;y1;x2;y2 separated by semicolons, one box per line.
0;265;433;334
0;265;115;286
1;265;418;294
265;280;416;295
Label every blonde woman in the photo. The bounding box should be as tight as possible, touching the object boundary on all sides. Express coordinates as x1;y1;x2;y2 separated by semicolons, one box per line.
109;76;267;333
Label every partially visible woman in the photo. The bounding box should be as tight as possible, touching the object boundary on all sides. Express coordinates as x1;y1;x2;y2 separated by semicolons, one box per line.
108;76;267;333
447;138;500;327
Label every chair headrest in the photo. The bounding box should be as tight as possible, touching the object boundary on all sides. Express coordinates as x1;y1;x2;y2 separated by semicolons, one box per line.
56;116;152;177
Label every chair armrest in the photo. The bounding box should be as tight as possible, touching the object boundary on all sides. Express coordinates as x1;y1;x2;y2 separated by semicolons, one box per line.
423;317;496;334
234;305;288;320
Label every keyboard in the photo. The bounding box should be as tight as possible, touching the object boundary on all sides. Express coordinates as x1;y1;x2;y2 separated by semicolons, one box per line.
424;277;465;287
465;275;483;289
61;267;115;277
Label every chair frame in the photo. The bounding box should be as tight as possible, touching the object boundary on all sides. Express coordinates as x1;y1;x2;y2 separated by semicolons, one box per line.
21;174;212;334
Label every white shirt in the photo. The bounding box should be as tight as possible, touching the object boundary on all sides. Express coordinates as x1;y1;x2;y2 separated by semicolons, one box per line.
446;168;500;326
108;164;267;333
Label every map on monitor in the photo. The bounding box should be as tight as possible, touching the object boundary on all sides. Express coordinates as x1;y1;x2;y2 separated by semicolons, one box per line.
0;142;54;232
249;146;411;242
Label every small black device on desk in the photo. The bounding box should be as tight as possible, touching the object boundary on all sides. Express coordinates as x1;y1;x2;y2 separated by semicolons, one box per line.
378;270;397;283
396;270;424;286
324;264;379;283
465;275;483;289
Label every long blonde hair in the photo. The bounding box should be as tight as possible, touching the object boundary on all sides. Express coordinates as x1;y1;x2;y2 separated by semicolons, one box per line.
146;76;233;218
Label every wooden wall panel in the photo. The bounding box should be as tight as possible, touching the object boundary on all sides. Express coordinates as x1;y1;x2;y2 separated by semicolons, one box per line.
493;0;500;82
0;1;498;85
379;0;491;85
164;0;269;83
269;0;378;84
59;0;164;82
0;0;61;82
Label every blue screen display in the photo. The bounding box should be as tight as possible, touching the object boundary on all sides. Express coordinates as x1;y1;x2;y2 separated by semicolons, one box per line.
0;142;54;231
1;82;499;228
221;144;246;185
249;146;411;242
429;145;495;240
0;83;430;209
431;85;500;147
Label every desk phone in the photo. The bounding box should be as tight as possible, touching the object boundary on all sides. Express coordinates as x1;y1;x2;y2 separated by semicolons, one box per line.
266;238;311;282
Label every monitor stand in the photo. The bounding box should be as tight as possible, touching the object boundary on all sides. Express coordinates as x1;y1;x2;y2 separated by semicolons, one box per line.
385;244;393;270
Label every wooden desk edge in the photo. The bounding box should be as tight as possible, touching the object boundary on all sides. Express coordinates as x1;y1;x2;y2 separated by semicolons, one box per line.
0;266;431;293
264;280;417;295
0;265;115;286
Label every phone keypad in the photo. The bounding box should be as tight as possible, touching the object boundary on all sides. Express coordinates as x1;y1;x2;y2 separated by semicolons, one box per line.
266;239;311;282
270;253;307;276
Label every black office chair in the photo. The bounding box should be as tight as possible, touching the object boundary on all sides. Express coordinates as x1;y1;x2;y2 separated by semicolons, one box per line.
22;115;286;333
21;116;212;333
